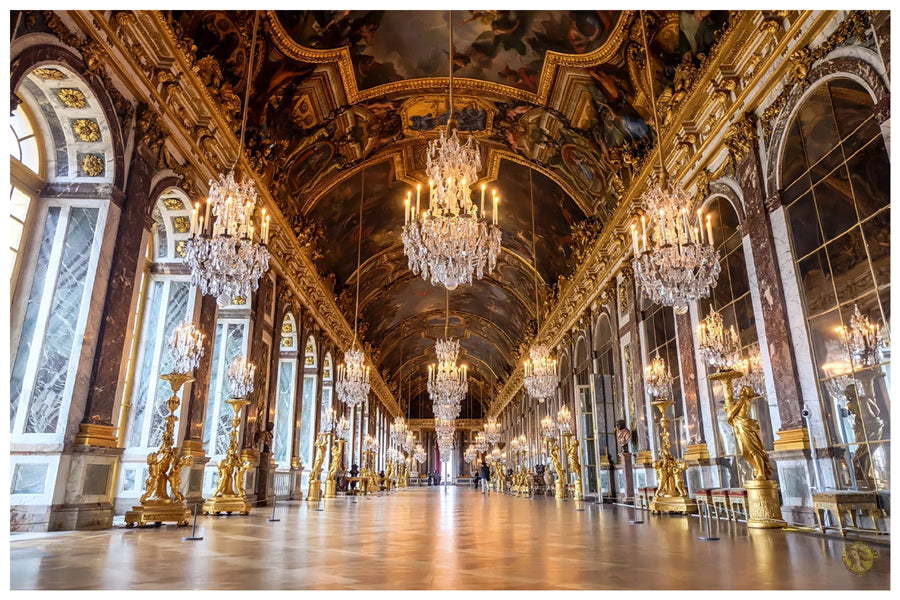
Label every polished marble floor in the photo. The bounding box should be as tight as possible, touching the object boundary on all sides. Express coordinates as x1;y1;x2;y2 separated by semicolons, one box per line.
10;487;890;590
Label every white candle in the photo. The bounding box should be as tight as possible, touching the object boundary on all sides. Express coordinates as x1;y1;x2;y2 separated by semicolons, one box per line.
404;197;410;224
204;199;211;232
659;210;666;244
706;214;714;247
266;215;271;244
631;224;639;255
640;215;646;251
481;183;485;217
493;194;498;226
416;184;421;212
697;210;704;243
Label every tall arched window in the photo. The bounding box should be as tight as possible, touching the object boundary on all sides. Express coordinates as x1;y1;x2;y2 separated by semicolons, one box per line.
297;336;319;471
272;313;298;468
574;337;597;494
781;78;890;492
594;314;618;495
10;65;114;443
641;300;684;459
700;195;773;487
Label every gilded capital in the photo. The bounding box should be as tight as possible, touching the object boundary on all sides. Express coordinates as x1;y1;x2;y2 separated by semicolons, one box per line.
725;113;759;162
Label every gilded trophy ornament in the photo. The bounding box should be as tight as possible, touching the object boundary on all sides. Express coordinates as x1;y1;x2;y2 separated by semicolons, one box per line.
56;88;86;108
72;118;101;142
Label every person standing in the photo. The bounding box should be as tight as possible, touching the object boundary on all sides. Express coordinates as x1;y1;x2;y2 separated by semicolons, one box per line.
480;462;491;495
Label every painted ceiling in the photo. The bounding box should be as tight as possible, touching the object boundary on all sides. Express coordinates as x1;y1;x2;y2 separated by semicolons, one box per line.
166;9;730;412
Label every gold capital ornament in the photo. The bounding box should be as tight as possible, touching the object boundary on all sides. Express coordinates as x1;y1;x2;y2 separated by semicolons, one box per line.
124;373;194;527
202;398;253;515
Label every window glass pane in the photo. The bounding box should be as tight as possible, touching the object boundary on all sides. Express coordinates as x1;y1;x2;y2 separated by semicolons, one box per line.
796;84;839;165
273;360;296;467
797;248;836;316
203;323;225;453
846;137;890;219
127;279;164;446
299;375;318;468
10;187;30;221
10;207;59;431
786;191;823;258
780;120;807;189
813;165;857;241
213;323;248;456
20;136;39;173
828;79;875;140
25;207;99;434
826;226;873;306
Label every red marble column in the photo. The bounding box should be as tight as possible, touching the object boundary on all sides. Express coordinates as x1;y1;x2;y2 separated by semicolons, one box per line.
735;125;806;433
674;312;704;444
78;151;156;443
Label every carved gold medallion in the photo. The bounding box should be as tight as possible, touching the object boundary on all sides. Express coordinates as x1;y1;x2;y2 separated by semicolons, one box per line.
73;118;101;142
33;67;65;80
80;154;104;176
57;88;86;108
163;197;185;210
173;216;191;233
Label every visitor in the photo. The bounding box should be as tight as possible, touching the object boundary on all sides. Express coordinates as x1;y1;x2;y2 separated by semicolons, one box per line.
473;472;480;489
479;462;491;494
378;469;385;491
349;463;359;491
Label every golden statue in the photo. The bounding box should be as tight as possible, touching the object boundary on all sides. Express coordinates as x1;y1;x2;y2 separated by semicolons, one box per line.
647;399;696;514
311;434;328;478
324;438;344;498
673;458;687;497
563;433;583;500
548;438;567;498
202;397;252;516
385;460;394;491
728;385;774;480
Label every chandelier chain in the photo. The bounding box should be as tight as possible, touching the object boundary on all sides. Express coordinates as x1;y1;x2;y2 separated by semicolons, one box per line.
639;10;665;179
448;10;454;118
530;167;540;332
234;10;260;170
354;167;365;345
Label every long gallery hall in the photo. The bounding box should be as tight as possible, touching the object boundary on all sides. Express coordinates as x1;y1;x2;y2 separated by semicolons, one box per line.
8;7;893;593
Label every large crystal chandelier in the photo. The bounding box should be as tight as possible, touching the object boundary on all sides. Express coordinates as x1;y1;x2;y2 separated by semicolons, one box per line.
337;166;372;406
645;352;674;399
524;345;558;402
400;11;501;291
464;445;476;463
630;12;719;315
540;415;556;439
484;416;501;444
390;416;408;444
414;443;426;464
428;339;467;405
839;304;888;368
405;431;416;453
474;431;488;453
522;168;558;402
185;12;269;306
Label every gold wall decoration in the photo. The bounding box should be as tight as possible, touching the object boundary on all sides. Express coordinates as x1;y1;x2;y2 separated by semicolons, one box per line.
80;153;104;176
56;88;86;108
281;336;294;348
72;118;101;142
173;215;191;233
175;240;187;257
33;67;65;80
231;296;246;305
163;197;185;210
724;112;759;162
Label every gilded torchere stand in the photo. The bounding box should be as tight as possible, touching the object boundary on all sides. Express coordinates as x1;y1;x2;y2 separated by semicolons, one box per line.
324;438;345;498
203;398;252;516
563;432;584;501
648;399;697;514
307;432;329;503
710;370;786;528
549;437;567;499
125;373;194;527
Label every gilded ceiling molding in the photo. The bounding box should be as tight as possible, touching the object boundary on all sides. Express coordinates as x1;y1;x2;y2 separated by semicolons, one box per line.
407;419;485;431
724;112;759;163
70;9;401;417
266;10;633;106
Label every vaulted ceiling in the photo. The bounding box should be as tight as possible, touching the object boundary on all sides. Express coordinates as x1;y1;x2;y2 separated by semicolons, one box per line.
167;9;730;415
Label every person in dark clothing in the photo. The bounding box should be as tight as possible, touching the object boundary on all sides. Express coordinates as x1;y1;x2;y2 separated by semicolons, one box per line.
349;463;359;491
479;462;491;494
473;472;480;489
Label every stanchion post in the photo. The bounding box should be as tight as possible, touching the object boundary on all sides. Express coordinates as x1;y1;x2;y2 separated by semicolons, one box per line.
697;501;719;541
267;495;280;522
629;496;643;524
182;503;204;541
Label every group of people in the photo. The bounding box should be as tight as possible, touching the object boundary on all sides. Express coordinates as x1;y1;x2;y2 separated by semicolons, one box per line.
471;463;557;494
426;471;442;486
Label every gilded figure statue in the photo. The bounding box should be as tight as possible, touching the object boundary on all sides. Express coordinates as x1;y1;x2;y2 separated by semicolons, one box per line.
549;440;566;483
565;436;582;483
310;434;328;480
140;453;162;504
673;458;687;497
326;440;341;482
728;385;774;480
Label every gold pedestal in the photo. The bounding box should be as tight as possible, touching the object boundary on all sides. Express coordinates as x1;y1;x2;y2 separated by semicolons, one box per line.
555;481;566;499
202;495;251;515
124;501;191;527
650;494;698;514
324;479;337;498
125;372;194;527
745;479;787;529
306;479;322;502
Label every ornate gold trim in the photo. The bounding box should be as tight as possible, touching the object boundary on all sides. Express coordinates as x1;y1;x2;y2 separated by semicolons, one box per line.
773;427;810;452
74;423;118;448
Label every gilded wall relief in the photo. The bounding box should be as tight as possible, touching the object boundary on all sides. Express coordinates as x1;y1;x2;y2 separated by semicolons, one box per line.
401;95;493;138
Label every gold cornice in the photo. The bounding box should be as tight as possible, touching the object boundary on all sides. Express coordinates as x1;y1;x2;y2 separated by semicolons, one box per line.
266;10;633;107
407;418;484;431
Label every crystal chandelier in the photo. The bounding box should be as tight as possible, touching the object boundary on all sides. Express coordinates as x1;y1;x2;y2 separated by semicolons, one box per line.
364;434;377;452
227;355;256;397
321;407;337;432
838;304;888;367
484;416;501;443
335;415;350;440
167;321;205;374
630;14;719;315
540;415;556;439
428;338;467;405
697;309;741;371
474;431;488;453
735;344;766;397
524;344;558;402
336;348;370;407
337;166;372;406
185;13;269;307
405;431;416;453
464;445;476;463
522;168;558;402
390;416;408;444
645;352;674;399
491;447;501;462
414;443;426;464
435;418;455;437
557;405;572;433
400;11;501;291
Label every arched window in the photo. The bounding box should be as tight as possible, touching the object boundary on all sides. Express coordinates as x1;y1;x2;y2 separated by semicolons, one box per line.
594;314;618;494
272;313;299;468
10;65;114;442
297;336;319;471
781;78;890;492
641;300;684;460
573;336;597;494
699;195;773;487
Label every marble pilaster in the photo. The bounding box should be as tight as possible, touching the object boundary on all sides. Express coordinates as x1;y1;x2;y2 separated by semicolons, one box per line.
674;312;704;446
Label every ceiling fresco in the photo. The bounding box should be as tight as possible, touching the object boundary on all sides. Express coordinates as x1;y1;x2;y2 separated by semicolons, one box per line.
273;11;623;93
163;9;731;409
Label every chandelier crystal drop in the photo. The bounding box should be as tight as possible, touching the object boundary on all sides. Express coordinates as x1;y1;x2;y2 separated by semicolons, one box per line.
697;309;741;371
185;171;271;305
336;347;371;407
390;416;408;444
523;344;558;402
484;416;501;443
840;304;889;368
227;355;256;397
167;321;205;374
632;181;721;314
474;431;488;453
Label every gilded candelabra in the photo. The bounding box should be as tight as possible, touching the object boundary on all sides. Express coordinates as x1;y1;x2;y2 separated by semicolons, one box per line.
709;370;785;528
125;322;204;527
562;432;583;501
648;399;696;514
203;397;253;515
306;432;330;502
124;373;195;527
324;438;346;498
